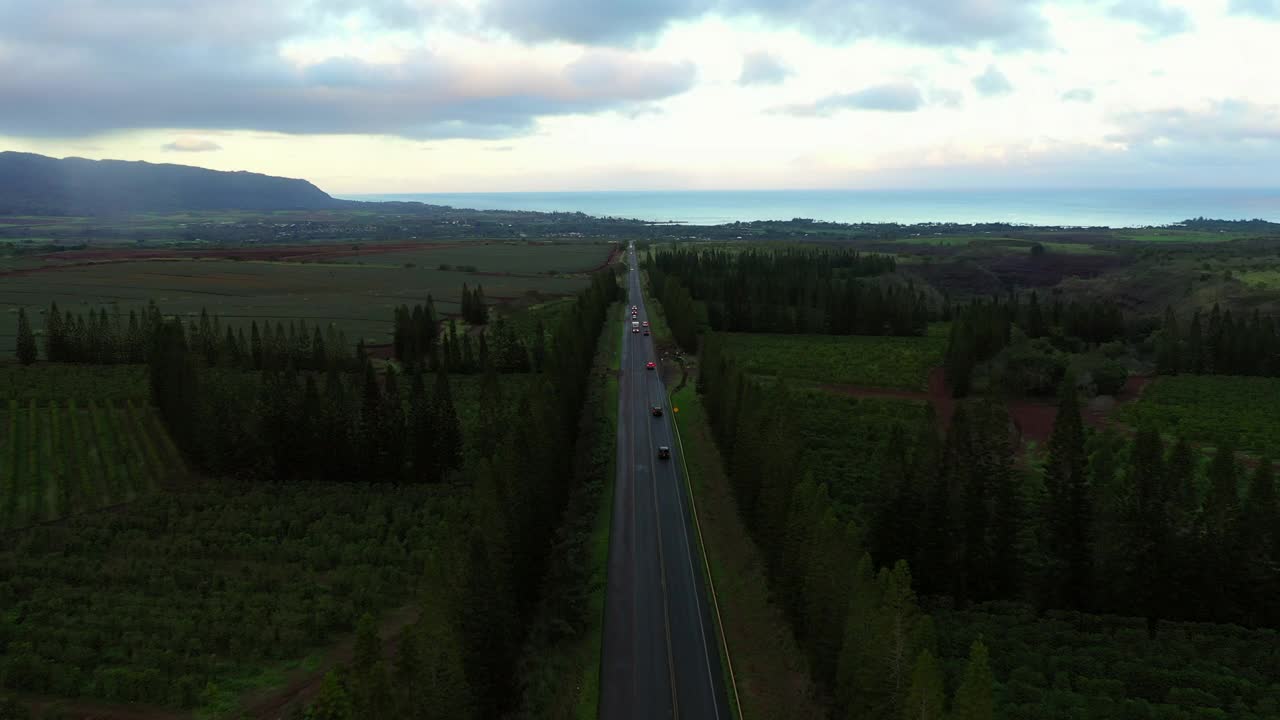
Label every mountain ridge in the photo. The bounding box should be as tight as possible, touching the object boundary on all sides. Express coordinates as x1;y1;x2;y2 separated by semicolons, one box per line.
0;151;341;215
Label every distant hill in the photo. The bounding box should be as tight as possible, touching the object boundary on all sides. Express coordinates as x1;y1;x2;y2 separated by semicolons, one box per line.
0;152;340;215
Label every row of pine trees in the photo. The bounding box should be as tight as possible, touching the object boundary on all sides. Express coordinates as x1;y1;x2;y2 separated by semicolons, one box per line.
1155;303;1280;377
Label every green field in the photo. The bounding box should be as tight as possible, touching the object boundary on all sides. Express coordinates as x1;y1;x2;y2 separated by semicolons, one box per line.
1119;375;1280;458
0;396;183;530
935;603;1280;719
0;480;465;713
720;332;946;390
329;241;614;274
0;255;595;353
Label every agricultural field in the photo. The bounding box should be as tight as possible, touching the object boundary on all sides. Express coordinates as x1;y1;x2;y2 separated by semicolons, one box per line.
720;331;947;390
0;480;466;714
0;397;182;530
934;603;1280;719
328;240;616;274
787;388;927;510
1118;375;1280;458
0;250;597;353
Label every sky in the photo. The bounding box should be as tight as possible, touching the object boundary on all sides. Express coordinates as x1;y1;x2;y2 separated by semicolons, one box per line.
2;0;1279;193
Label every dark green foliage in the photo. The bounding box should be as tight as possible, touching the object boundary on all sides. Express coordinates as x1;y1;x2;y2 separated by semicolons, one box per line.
1156;305;1280;378
0;481;463;709
14;308;36;365
647;245;927;341
1041;380;1092;610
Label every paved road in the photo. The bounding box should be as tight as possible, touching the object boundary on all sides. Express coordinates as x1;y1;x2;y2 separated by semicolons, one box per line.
600;244;729;720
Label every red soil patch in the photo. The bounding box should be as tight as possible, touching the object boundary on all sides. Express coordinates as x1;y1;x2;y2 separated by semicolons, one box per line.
824;368;1153;448
0;241;477;279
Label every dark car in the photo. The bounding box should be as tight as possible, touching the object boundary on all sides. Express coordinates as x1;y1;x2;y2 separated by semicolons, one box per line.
651;405;663;416
657;446;670;459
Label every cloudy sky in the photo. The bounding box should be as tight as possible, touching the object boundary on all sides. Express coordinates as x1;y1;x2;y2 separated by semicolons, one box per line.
2;0;1279;193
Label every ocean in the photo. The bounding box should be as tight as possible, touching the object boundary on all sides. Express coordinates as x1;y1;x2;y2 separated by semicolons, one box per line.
342;188;1280;228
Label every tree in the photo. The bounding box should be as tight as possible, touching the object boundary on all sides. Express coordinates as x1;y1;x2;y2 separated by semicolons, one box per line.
1042;378;1091;610
428;369;463;480
15;307;36;364
951;640;994;720
901;650;945;720
308;671;353;720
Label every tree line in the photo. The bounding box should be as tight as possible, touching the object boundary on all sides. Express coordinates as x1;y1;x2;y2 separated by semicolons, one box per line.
290;268;621;719
945;292;1126;397
1156;303;1280;377
646;246;932;347
698;335;995;719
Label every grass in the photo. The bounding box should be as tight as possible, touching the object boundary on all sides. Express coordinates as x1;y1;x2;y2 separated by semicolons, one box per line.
1238;269;1280;289
574;302;624;719
669;382;825;720
1118;374;1280;458
720;332;946;390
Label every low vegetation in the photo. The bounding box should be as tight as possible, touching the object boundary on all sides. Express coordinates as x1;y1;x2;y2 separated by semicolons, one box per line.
1119;375;1280;457
720;332;945;390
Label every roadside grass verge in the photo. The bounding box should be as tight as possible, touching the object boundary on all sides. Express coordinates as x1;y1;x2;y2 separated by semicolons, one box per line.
670;383;827;719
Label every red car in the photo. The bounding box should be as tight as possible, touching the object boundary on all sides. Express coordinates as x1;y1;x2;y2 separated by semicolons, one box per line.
642;321;650;327
646;361;656;370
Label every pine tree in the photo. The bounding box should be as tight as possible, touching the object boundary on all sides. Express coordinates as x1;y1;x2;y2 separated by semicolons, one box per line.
433;369;463;479
1043;378;1091;610
15;308;36;365
309;671;353;720
45;301;63;361
1156;307;1181;374
951;640;994;720
901;650;945;720
250;321;263;369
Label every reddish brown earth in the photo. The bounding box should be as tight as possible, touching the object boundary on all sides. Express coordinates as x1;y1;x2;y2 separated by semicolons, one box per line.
824;368;1153;447
0;241;477;278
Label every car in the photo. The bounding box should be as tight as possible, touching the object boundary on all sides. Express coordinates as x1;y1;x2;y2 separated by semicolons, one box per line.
646;361;656;370
632;327;640;333
657;446;671;459
643;330;650;336
642;321;650;327
651;405;663;416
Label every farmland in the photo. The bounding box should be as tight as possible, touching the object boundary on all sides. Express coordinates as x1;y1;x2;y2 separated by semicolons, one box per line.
0;480;465;714
0;241;610;353
1118;375;1280;458
934;603;1280;719
719;331;947;390
0;397;182;530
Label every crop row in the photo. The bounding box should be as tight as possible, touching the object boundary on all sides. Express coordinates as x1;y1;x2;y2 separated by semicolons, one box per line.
935;602;1280;720
1118;375;1280;458
719;331;946;390
0;397;182;530
0;481;464;710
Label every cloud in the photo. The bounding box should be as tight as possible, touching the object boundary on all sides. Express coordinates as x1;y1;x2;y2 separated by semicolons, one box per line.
972;65;1013;96
776;82;924;116
738;51;791;86
1108;0;1192;36
1108;100;1280;145
162;137;223;152
484;0;1050;48
485;145;515;152
930;88;965;108
0;2;698;141
1061;88;1095;102
1228;0;1280;18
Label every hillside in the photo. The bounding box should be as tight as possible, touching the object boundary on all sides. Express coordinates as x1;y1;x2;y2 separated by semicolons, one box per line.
0;151;340;215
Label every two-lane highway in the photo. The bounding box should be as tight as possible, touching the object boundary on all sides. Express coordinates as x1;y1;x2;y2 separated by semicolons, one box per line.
600;244;729;720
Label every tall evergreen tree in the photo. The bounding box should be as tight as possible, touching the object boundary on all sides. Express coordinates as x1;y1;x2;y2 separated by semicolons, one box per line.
15;307;36;365
901;650;945;720
951;640;994;720
1042;378;1092;610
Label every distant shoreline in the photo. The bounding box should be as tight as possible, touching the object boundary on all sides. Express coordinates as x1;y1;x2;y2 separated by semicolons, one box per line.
340;188;1280;229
